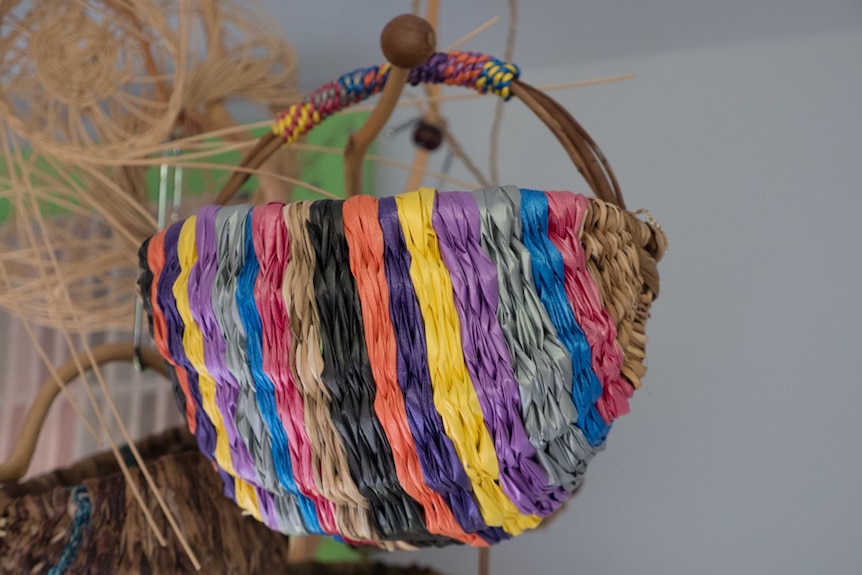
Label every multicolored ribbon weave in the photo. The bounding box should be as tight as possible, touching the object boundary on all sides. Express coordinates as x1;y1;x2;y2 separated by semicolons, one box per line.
272;52;519;146
472;187;595;491
139;187;643;547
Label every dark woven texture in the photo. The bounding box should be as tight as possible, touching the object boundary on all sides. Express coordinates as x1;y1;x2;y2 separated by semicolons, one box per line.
1;428;296;574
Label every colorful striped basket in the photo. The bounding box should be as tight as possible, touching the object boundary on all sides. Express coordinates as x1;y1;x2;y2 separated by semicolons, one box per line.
136;51;666;549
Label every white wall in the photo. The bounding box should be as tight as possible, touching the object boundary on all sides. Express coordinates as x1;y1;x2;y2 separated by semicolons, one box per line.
379;25;862;575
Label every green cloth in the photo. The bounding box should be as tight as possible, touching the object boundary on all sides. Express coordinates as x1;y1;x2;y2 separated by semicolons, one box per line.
0;111;372;223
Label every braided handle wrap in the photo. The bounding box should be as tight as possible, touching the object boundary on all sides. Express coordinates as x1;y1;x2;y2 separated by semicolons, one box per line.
272;52;519;145
220;50;628;209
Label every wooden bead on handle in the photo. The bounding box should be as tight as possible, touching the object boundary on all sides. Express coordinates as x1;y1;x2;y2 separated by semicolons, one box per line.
380;14;436;69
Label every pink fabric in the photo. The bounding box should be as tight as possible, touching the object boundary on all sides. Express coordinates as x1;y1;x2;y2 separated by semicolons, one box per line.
545;192;631;423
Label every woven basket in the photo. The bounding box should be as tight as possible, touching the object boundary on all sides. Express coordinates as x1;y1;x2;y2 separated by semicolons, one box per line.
0;428;447;573
136;50;666;549
0;428;296;574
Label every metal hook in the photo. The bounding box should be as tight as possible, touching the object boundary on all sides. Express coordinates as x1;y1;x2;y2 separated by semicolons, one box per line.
171;147;184;222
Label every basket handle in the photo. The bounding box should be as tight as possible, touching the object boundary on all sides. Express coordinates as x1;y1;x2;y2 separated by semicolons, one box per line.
216;49;624;209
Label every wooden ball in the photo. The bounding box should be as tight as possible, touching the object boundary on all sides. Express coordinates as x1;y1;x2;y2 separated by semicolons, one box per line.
412;120;444;151
380;14;436;69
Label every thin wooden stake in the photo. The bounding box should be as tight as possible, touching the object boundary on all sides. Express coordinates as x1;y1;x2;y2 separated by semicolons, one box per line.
445;16;500;52
479;548;490;575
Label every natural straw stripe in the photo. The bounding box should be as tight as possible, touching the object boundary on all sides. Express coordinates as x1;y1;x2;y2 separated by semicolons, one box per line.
580;200;666;390
254;202;339;535
283;201;377;543
546;192;631;423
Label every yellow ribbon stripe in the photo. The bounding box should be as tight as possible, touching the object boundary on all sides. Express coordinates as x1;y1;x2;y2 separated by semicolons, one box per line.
395;188;540;536
174;217;261;521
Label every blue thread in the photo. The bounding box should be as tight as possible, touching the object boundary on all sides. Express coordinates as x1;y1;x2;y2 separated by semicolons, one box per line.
48;486;91;575
520;190;609;447
236;213;322;534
